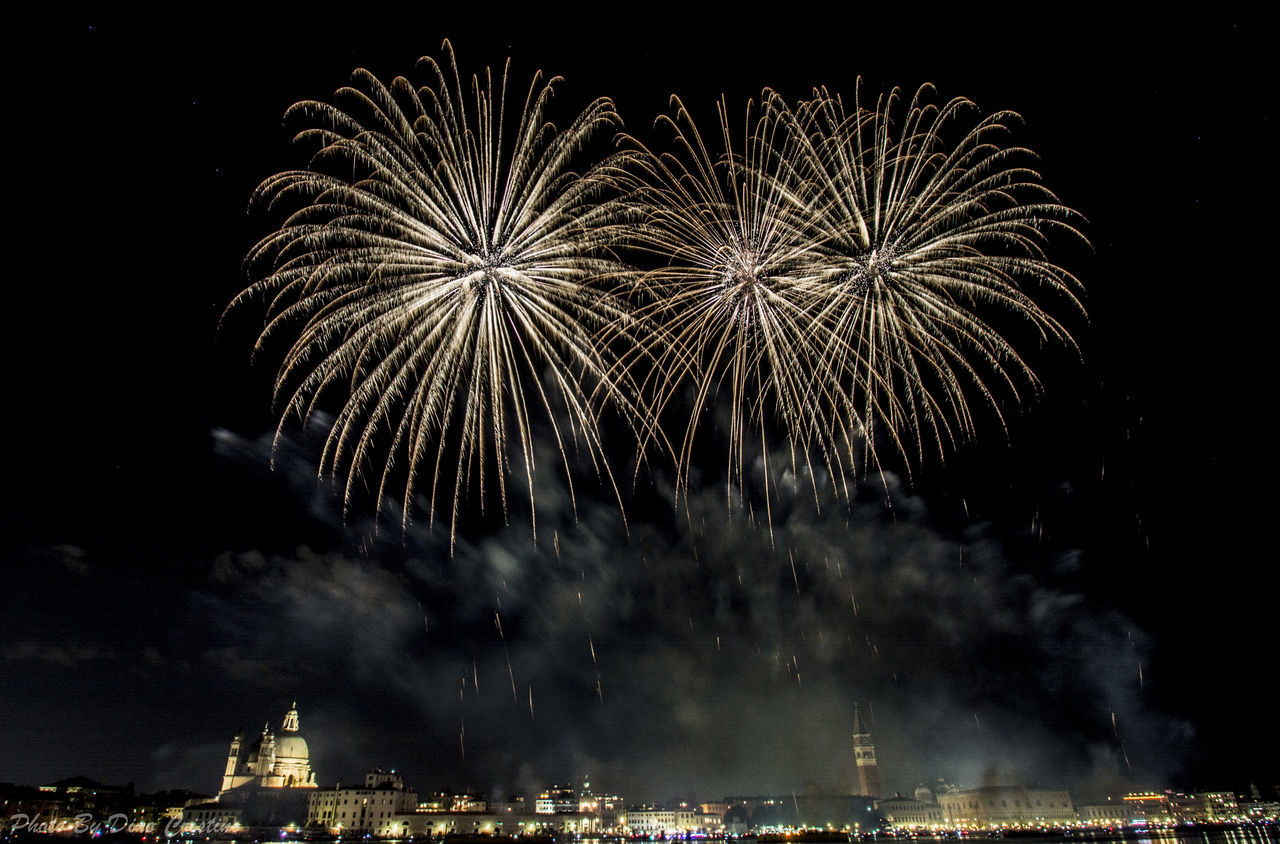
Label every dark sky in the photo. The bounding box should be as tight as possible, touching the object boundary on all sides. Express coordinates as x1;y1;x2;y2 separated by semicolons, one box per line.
3;12;1274;804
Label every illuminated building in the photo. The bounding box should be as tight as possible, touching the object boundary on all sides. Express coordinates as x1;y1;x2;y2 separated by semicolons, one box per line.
878;794;945;829
937;786;1075;828
622;808;714;835
419;790;487;812
1076;800;1124;826
852;704;882;799
180;703;318;831
395;812;510;837
536;784;578;814
307;769;417;835
219;703;317;796
576;779;624;833
1119;791;1174;825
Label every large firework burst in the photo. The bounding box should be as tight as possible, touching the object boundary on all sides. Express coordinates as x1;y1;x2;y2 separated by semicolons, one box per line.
232;42;639;548
616;83;1085;514
791;81;1088;474
612;92;849;518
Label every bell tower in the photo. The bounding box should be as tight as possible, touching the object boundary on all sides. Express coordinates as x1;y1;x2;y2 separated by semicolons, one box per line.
852;704;881;799
221;732;243;795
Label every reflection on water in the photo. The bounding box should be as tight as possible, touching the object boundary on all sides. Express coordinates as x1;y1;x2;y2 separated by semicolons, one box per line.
1000;827;1278;844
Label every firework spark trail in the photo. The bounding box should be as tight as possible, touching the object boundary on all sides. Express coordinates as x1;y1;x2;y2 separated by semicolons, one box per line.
232;40;649;552
1112;712;1132;771
588;634;603;701
1128;630;1145;690
495;611;517;704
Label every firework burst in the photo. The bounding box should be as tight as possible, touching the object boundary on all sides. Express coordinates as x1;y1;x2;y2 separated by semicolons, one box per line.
616;82;1085;516
231;41;640;549
612;92;852;520
790;81;1088;474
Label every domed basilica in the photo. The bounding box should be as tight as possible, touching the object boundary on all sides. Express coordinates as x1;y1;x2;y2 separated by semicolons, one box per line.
219;703;317;797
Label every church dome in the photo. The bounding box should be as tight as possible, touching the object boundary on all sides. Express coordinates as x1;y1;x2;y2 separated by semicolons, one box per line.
275;733;309;761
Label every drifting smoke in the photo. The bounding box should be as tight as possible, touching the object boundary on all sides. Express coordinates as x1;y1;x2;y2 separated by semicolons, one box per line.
172;426;1190;800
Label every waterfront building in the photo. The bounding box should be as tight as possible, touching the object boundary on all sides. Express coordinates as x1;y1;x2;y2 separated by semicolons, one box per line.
1119;791;1175;825
937;785;1075;828
878;794;945;829
396;811;510;837
536;783;578;814
307;769;418;836
219;703;317;796
576;780;624;833
420;790;487;812
1077;800;1125;826
1;783;68;834
181;703;318;831
623;807;713;835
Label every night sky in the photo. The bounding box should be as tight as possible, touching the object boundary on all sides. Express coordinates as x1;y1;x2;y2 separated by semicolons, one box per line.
3;12;1274;805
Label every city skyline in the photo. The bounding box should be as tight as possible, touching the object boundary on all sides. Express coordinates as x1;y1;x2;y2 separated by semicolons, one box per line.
3;12;1274;805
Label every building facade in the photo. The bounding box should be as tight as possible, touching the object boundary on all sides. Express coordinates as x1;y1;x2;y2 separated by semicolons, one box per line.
220;704;317;796
307;769;417;835
879;795;946;829
938;786;1075;828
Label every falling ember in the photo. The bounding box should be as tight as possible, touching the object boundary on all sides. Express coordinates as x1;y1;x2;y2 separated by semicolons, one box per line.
789;550;800;595
589;634;604;702
528;685;535;720
974;712;984;739
495;612;518;704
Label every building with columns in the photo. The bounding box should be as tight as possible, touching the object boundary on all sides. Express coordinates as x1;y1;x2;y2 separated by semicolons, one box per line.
937;786;1076;828
220;703;317;797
